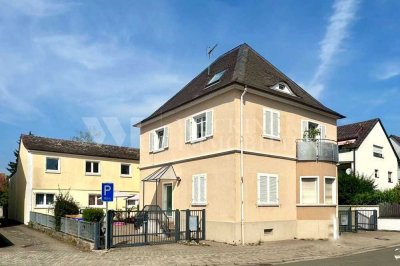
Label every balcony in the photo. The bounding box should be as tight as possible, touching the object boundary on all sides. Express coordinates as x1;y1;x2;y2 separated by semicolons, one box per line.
296;139;338;162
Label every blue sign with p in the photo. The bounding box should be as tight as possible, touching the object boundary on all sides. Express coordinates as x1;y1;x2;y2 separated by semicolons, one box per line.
102;183;114;202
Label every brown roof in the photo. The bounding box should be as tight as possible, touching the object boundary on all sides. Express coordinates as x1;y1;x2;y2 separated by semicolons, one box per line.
21;135;139;161
390;135;400;146
337;118;380;149
138;43;344;125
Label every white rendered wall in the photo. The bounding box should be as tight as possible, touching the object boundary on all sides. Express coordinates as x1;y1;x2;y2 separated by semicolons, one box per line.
355;124;398;190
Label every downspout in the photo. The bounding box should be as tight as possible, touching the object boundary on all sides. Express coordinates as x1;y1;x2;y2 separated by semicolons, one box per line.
240;86;248;246
353;148;356;174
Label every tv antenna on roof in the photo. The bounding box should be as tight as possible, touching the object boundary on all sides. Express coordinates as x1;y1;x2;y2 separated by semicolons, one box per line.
207;43;218;76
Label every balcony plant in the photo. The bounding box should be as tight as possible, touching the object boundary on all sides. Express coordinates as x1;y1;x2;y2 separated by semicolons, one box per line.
303;128;321;141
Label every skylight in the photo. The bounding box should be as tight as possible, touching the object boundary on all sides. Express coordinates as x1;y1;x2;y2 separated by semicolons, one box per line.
271;82;295;96
207;70;226;86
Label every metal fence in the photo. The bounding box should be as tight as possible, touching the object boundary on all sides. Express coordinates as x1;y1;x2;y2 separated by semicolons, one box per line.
296;139;338;162
30;212;102;249
339;209;377;233
107;206;205;248
379;204;400;218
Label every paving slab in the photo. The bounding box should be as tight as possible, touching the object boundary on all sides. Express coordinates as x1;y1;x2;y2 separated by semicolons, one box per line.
1;223;400;265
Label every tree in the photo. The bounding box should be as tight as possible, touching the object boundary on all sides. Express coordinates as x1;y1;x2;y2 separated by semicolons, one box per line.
338;172;377;205
71;131;95;143
54;190;79;231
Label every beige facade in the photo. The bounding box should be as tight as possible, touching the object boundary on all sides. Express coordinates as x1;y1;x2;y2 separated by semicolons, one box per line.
8;140;140;224
139;86;340;244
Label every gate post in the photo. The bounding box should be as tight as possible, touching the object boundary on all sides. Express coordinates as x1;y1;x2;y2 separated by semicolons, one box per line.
185;209;190;241
355;210;358;231
175;210;180;241
94;222;100;250
144;212;148;244
202;209;206;240
373;210;378;231
106;210;113;249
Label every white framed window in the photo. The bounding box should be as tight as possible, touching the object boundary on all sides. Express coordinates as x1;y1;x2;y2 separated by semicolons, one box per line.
35;193;55;208
324;177;336;205
149;126;169;153
121;163;131;177
88;194;104;207
373;145;383;158
86;161;100;175
45;157;60;173
263;108;280;139
388;172;393;183
257;173;279;205
192;174;207;205
300;176;319;204
127;199;137;206
185;110;213;143
301;120;326;140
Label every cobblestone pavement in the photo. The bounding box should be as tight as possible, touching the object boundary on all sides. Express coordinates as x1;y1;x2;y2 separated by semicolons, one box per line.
1;223;400;265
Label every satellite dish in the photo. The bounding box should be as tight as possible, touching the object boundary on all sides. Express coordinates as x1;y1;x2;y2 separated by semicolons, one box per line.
346;168;352;175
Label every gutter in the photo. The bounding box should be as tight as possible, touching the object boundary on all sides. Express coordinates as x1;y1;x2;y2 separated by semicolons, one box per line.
240;85;247;245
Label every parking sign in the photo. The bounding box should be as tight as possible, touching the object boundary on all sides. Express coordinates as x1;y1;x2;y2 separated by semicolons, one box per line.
102;183;114;202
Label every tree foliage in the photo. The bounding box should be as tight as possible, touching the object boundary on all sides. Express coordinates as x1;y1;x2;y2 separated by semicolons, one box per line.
338;172;377;205
54;191;79;231
71;131;95;143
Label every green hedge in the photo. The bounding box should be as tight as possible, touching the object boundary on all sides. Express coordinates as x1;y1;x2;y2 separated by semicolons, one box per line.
82;208;104;222
54;191;79;231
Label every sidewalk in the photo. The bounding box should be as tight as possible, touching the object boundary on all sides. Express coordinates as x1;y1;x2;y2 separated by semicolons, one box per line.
1;223;400;265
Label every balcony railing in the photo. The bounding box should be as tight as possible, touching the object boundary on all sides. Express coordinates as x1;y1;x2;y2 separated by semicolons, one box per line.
296;139;338;162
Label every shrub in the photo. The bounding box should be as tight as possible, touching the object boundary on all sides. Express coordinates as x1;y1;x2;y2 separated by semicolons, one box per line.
82;208;104;222
54;191;79;231
338;172;377;205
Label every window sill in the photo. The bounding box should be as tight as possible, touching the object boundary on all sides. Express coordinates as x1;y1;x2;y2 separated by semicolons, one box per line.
191;202;207;207
257;204;280;207
85;173;101;176
35;206;54;209
45;170;61;174
262;135;281;141
189;137;209;144
120;175;132;178
151;148;167;154
296;204;337;207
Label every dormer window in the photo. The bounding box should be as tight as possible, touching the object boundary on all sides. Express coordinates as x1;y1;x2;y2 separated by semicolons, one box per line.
271;82;295;96
206;70;226;87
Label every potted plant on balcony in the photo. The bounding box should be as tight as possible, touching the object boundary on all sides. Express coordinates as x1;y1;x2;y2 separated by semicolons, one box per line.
303;128;321;141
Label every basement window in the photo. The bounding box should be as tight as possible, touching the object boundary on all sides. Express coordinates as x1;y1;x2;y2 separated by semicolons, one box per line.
206;70;226;87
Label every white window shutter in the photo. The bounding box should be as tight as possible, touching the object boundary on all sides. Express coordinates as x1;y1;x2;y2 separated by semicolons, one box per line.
206;111;213;137
301;120;308;139
163;127;169;148
199;175;207;203
192;175;198;203
264;110;272;136
258;175;268;204
268;176;278;204
319;125;326;140
185;118;192;143
272;112;279;137
149;132;154;152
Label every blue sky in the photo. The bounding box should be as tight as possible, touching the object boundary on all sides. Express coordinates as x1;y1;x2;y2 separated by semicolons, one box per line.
0;0;399;173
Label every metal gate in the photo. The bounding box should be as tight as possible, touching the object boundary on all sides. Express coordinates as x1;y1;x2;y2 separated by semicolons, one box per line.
339;209;377;233
106;205;205;248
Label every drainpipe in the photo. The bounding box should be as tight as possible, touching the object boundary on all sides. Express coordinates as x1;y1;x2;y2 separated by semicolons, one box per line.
240;86;248;246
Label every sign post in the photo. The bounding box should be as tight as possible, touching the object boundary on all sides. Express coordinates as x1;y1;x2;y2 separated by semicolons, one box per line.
102;183;114;249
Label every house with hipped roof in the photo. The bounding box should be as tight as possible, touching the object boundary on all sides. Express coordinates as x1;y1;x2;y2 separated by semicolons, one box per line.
135;43;344;244
338;118;399;190
8;135;140;224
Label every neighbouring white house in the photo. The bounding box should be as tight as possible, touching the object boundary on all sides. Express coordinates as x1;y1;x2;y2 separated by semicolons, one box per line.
389;135;400;182
338;118;399;190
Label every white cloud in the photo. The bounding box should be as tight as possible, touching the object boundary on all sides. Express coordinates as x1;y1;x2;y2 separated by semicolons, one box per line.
308;0;359;98
4;0;77;17
375;62;400;80
34;35;131;70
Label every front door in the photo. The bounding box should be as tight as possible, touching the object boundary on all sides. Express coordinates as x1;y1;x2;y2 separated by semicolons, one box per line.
163;184;173;216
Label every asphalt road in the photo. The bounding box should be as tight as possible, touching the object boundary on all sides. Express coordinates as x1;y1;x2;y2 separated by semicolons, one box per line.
281;246;400;266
